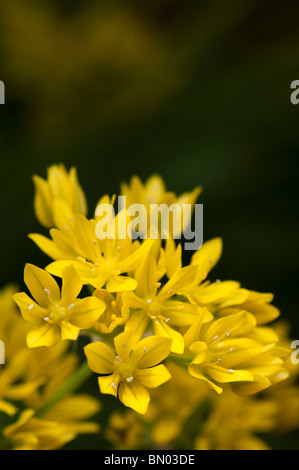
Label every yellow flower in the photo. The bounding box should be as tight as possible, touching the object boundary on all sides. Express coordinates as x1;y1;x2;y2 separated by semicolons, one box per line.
185;310;285;394
33;164;87;228
105;410;145;450
195;389;278;450
123;252;210;353
92;290;130;334
30;211;155;292
3;393;100;450
180;237;280;325
84;330;172;414
120;174;202;238
213;289;280;325
13;264;105;347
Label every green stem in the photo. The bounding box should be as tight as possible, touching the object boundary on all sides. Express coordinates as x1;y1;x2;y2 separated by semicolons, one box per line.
167;354;193;369
35;360;92;418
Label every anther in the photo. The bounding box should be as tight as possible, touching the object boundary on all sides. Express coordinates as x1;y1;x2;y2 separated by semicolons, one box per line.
111;382;117;389
44;288;50;295
126;377;134;383
225;330;230;337
111;301;117;308
165;318;170;323
213;335;219;340
28;304;34;310
144;347;148;353
228;369;234;374
68;303;74;310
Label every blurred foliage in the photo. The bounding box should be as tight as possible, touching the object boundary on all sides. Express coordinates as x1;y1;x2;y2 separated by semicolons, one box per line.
0;0;299;449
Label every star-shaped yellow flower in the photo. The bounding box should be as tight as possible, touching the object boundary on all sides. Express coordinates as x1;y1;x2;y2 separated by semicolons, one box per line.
13;264;105;347
84;331;172;414
122;252;211;353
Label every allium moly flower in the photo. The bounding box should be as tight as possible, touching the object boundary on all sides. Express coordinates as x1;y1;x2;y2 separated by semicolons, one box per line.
195;389;278;450
120;174;202;238
13;264;105;347
184;310;283;394
180;237;280;325
84;331;172;414
33;164;88;228
30;210;155;292
3;394;100;450
92;290;130;334
122;252;211;354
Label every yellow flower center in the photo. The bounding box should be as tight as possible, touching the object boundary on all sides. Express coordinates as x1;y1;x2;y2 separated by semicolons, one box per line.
115;359;136;381
147;299;162;316
49;304;67;323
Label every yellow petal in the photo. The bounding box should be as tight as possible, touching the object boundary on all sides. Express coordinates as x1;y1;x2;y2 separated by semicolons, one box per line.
205;310;256;343
165;238;182;278
13;292;47;321
24;264;60;308
215;338;265;368
145;174;166;202
122;291;147;309
50;229;79;259
27;322;60;348
98;373;119;397
106;275;137;293
118;380;150;414
191;237;223;281
70;297;105;328
188;365;223;394
153;319;184;354
28;233;64;260
232;375;271;396
194;281;241;304
158;265;198;299
114;330;139;361
189;341;209;364
69;166;88;216
32;175;53;228
60;265;83;306
124;310;149;340
119;239;154;273
52;199;76;232
184;308;213;348
131;335;172;368
84;341;115;374
135;364;171;388
60;321;80;341
134;253;157;299
205;364;254;384
0;399;18;416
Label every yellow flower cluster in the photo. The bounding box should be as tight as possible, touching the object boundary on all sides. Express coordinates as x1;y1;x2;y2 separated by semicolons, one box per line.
3;164;298;449
0;285;100;450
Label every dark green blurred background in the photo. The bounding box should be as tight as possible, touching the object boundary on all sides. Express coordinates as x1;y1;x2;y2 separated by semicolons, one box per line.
0;0;299;449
